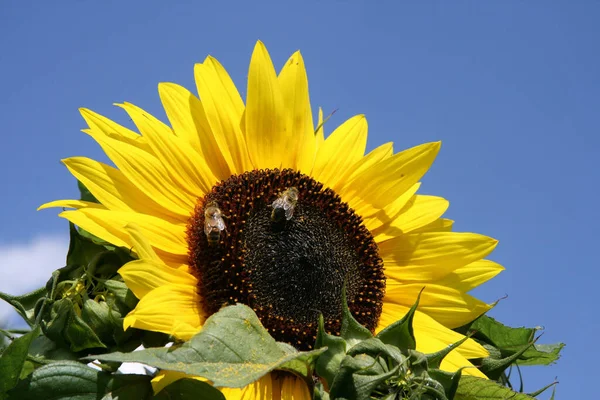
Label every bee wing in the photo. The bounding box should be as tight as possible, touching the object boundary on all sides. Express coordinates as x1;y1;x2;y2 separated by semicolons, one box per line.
272;198;285;208
284;206;294;220
217;218;226;231
204;220;213;236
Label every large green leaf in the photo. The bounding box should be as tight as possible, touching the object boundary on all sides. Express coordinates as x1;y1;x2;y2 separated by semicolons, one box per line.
455;376;536;400
7;361;152;400
87;304;324;388
469;316;563;366
0;327;40;398
154;378;225;400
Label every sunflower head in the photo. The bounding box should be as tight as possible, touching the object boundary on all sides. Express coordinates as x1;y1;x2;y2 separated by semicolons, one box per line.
40;41;501;383
186;168;386;349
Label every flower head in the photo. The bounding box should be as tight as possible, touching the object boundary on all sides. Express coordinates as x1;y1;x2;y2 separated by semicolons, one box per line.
41;41;503;398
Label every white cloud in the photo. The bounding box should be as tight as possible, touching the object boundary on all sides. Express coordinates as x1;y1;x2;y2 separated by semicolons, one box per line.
0;235;69;325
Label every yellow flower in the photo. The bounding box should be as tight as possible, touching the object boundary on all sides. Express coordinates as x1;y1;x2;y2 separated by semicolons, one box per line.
41;41;503;399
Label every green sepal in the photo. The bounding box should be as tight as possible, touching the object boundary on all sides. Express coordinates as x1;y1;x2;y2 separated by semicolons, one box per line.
81;299;121;345
479;340;536;380
526;380;558;398
313;380;331;400
277;341;322;380
329;353;400;400
42;298;106;352
85;304;325;388
340;284;372;345
346;338;404;365
154;378;225;400
0;327;41;398
376;289;422;351
455;375;536;400
428;368;463;400
7;361;153;400
425;335;469;370
315;313;348;387
103;280;138;311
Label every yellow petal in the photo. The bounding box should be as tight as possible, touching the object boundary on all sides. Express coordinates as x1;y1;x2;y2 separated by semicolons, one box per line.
377;304;488;363
221;374;273;400
60;157;184;223
245;41;289;169
124;223;160;261
361;183;421;232
433;260;504;292
84;128;194;216
278;51;315;174
380;232;498;282
315;107;324;152
119;259;197;299
124;285;204;340
345;142;441;210
158;82;231;179
79;108;152;153
412;218;454;233
152;371;200;395
384;284;492;328
116;102;217;197
279;375;312;400
343;142;394;186
312;115;367;190
194;58;251;174
371;195;449;241
38;199;104;211
59;208;188;256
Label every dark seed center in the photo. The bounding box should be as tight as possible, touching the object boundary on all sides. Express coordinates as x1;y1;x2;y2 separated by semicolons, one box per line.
186;169;385;349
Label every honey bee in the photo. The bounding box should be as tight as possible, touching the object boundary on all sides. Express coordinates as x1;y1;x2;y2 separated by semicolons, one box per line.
271;187;299;222
204;201;226;245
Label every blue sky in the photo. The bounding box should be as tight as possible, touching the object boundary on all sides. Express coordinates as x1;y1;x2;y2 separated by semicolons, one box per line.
1;1;598;398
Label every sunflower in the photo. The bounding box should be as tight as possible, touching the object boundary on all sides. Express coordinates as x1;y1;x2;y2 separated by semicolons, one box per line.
40;41;503;399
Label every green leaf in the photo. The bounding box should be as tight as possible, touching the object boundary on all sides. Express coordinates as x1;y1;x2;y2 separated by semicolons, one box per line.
376;289;422;351
314;313;347;387
0;288;48;326
0;327;40;397
154;378;225;400
7;361;153;400
28;335;78;362
78;180;99;203
329;354;400;400
455;375;535;400
340;285;372;346
469;316;564;366
87;304;324;388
